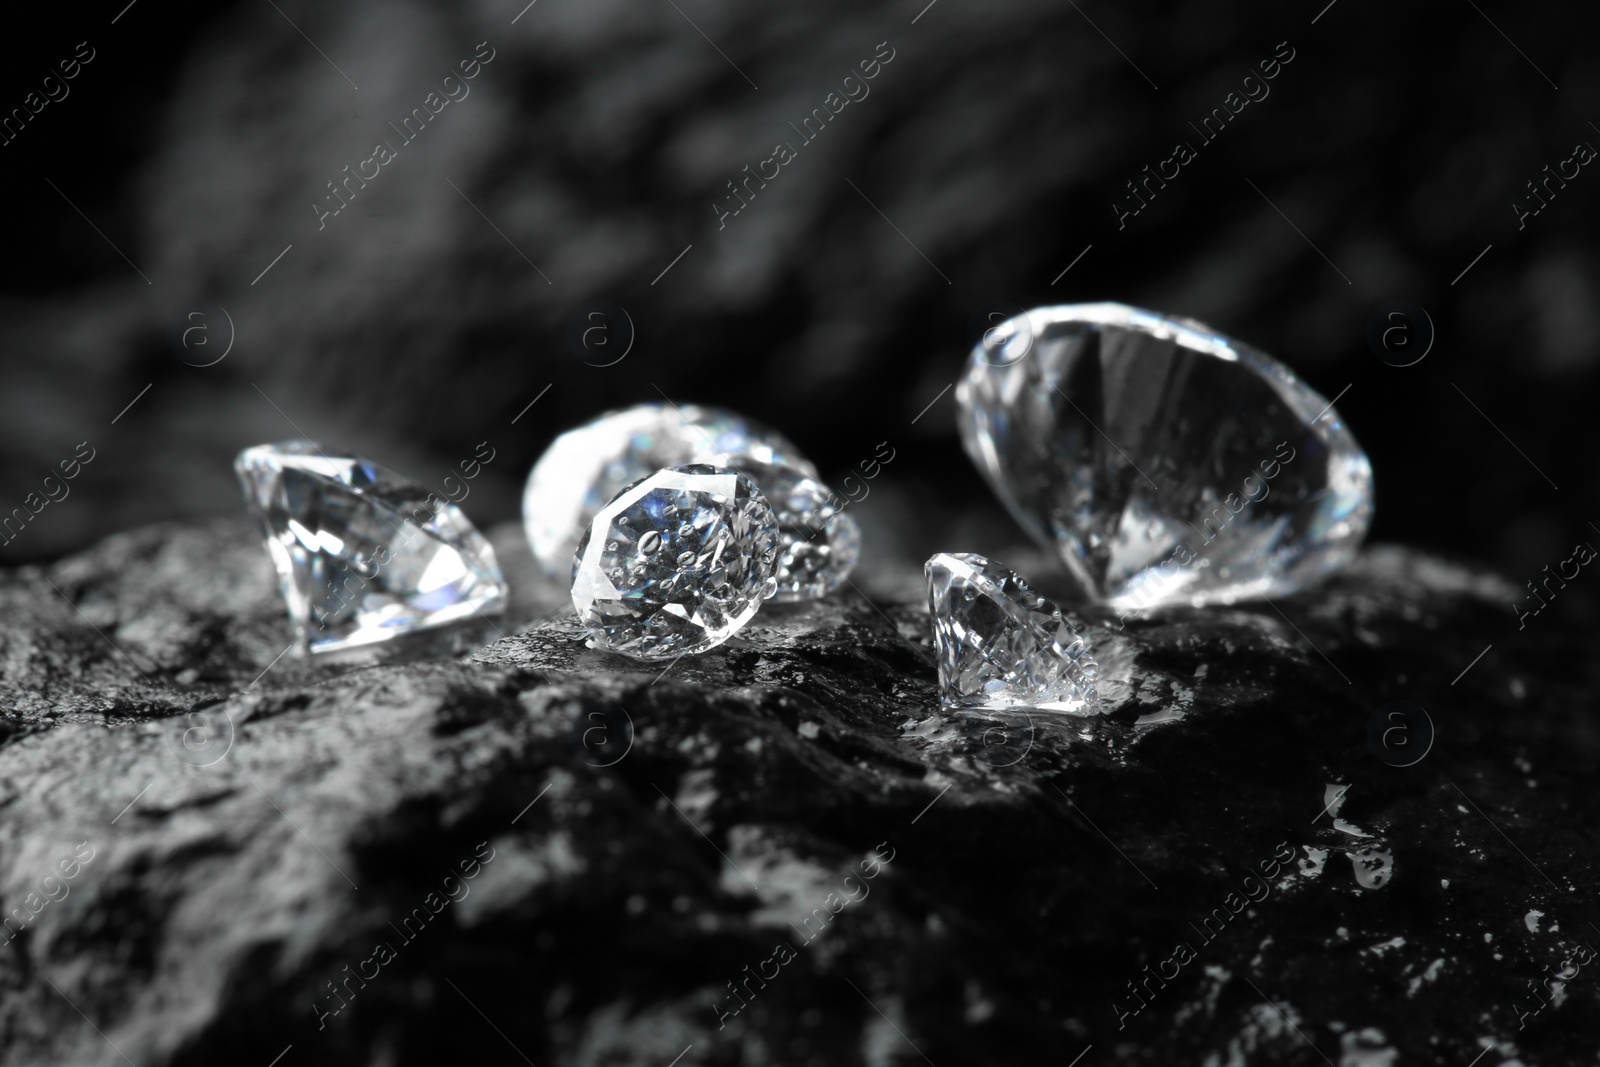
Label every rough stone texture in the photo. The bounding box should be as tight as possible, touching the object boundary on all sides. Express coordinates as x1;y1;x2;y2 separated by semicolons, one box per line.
0;518;1595;1065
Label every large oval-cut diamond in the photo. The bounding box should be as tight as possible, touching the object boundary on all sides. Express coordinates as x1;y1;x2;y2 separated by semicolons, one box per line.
956;303;1373;611
523;403;814;579
571;465;779;660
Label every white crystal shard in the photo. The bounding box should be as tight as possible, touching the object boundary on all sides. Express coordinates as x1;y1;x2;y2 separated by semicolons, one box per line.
571;464;779;660
956;303;1373;610
732;459;861;602
925;552;1099;712
523;403;815;579
235;441;508;653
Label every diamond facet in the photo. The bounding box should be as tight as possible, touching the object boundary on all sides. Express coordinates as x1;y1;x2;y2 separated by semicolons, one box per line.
235;441;508;653
571;464;779;660
956;303;1374;610
731;459;861;602
523;403;815;580
926;552;1099;713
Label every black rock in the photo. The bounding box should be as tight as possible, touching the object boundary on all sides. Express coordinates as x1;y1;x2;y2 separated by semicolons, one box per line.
0;518;1594;1065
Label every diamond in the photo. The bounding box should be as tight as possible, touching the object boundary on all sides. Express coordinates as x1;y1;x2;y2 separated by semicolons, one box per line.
523;403;815;579
236;441;508;653
926;552;1099;712
572;464;779;660
956;303;1374;610
731;459;861;602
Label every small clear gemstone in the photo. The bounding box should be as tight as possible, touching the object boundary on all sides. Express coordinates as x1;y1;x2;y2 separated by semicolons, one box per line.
956;303;1374;610
572;464;779;660
235;441;508;653
926;552;1099;712
523;403;815;579
731;459;861;602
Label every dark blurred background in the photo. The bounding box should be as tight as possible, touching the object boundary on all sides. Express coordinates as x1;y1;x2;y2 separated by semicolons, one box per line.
1;0;1596;583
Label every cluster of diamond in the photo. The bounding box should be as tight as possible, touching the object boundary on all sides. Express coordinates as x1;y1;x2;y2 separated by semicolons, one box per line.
531;406;862;660
926;301;1371;713
238;304;1370;705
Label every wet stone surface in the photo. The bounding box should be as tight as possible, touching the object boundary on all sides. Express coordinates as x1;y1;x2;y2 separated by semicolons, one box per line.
0;519;1595;1065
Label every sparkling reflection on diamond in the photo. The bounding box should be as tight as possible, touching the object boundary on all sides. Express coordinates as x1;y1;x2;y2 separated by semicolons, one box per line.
956;303;1373;610
235;441;507;653
522;403;814;580
572;464;779;660
731;459;861;602
926;552;1098;713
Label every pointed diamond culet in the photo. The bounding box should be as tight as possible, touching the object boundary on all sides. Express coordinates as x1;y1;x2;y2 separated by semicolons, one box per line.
236;441;508;654
572;464;780;661
956;303;1374;611
926;553;1099;713
523;403;815;580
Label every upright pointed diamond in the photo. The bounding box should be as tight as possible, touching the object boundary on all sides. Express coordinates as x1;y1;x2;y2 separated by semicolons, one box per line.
956;303;1374;610
236;441;508;653
926;552;1099;713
